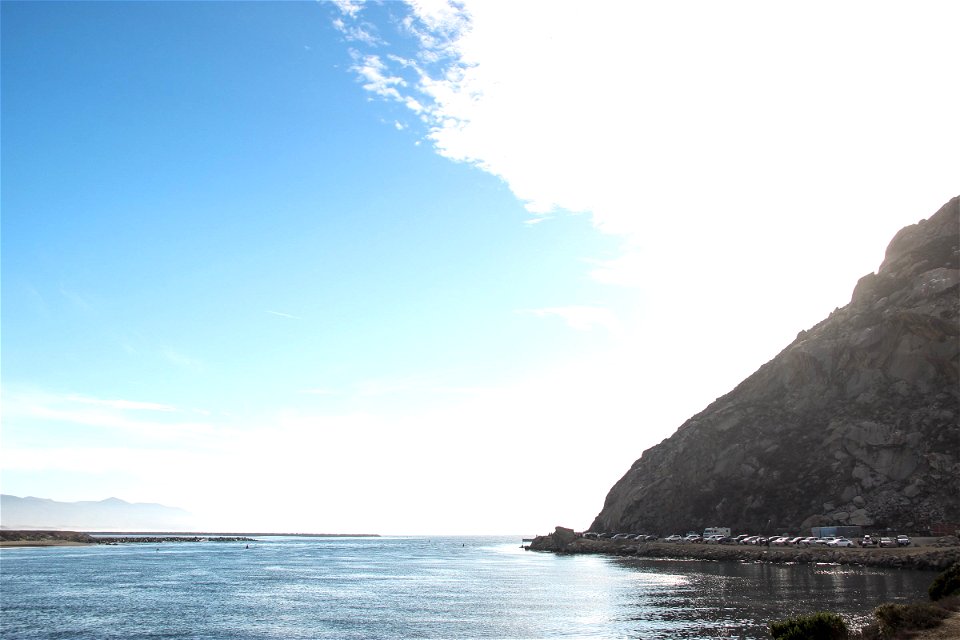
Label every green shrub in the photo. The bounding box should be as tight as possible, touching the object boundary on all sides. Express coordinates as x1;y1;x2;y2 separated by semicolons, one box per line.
770;611;849;640
928;561;960;601
873;602;949;637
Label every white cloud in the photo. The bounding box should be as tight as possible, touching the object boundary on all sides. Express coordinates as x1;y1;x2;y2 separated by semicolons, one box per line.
339;0;960;421
341;1;959;276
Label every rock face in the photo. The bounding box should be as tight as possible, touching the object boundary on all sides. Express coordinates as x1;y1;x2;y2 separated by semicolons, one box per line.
591;197;959;536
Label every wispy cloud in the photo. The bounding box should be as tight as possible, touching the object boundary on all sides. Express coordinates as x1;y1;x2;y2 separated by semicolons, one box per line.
300;381;488;399
299;387;339;396
266;310;302;320
349;51;407;101
59;285;92;312
1;388;220;444
331;0;363;19
161;347;204;372
65;395;176;412
521;306;621;333
333;16;382;46
586;252;647;288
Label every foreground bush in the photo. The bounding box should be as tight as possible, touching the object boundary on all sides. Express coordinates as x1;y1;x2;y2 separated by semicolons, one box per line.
928;561;960;601
770;611;848;640
871;602;949;638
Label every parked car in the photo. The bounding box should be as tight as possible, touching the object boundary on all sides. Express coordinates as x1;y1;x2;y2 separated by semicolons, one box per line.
860;535;876;547
718;536;736;545
788;537;805;545
664;535;682;543
828;537;854;547
739;536;758;545
817;537;838;546
770;536;790;546
798;537;819;547
879;537;897;548
896;535;911;547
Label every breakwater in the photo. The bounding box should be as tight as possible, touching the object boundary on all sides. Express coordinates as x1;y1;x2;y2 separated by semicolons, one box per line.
94;536;255;544
528;529;960;571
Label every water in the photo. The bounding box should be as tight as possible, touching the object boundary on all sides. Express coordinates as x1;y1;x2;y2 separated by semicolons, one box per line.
0;536;935;639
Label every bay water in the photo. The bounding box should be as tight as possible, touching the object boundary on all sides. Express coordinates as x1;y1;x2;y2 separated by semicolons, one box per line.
0;536;935;639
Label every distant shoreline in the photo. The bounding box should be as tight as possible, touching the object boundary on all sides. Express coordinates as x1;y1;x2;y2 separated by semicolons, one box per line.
0;530;380;548
0;540;92;548
86;531;382;537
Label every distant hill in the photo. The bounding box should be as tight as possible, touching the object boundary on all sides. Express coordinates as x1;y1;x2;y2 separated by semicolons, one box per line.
0;495;194;531
591;197;959;535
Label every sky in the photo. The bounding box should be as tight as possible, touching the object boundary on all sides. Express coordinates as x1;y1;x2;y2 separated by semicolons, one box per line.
2;0;958;535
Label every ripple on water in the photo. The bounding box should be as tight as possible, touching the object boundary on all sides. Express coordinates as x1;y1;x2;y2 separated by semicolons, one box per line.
0;537;937;639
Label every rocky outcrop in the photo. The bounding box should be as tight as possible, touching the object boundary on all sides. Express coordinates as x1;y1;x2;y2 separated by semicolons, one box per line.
591;197;959;536
528;526;579;552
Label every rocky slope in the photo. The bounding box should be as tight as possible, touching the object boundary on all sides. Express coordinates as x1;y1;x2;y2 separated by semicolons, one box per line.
591;197;959;536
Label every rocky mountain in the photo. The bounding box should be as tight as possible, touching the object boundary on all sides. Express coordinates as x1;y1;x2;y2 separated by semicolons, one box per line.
0;494;194;531
591;197;959;536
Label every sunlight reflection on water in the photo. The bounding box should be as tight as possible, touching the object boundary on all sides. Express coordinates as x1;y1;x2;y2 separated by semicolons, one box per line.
0;536;936;639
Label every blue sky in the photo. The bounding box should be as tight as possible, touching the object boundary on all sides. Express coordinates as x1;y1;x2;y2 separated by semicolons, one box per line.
3;1;958;534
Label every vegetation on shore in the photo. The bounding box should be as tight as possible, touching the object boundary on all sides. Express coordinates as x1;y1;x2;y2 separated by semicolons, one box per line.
769;562;960;639
770;612;849;640
0;530;255;546
928;561;960;601
0;530;95;546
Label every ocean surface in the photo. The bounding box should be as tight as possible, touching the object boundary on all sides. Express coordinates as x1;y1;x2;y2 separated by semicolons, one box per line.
0;535;936;639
